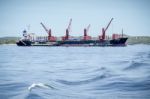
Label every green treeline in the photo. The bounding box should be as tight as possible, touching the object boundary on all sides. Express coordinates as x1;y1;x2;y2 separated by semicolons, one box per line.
127;36;150;45
0;37;20;44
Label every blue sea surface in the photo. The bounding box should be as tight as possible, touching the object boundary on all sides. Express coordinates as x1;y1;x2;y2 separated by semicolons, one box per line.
0;44;150;99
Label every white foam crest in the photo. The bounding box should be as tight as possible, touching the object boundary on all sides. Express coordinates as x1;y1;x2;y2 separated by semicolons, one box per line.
28;83;54;91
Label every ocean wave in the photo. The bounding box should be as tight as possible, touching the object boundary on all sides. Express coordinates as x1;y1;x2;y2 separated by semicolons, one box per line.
124;61;149;70
25;93;43;99
56;73;111;85
0;82;27;92
1;45;150;99
0;82;27;98
92;67;107;72
147;53;150;58
94;79;150;92
28;83;55;91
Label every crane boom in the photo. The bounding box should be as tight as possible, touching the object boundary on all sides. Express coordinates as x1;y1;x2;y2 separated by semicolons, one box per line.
86;24;90;34
67;18;72;33
64;18;72;40
101;18;113;40
104;18;113;32
40;22;49;33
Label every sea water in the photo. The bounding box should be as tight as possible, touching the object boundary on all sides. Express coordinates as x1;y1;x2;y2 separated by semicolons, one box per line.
0;44;150;99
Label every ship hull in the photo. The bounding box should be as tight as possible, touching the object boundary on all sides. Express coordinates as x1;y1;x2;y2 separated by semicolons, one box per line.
16;37;128;47
110;38;128;46
56;37;128;46
16;40;32;46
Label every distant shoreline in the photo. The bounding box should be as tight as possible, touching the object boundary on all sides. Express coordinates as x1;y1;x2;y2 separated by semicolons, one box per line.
127;36;150;45
0;44;16;46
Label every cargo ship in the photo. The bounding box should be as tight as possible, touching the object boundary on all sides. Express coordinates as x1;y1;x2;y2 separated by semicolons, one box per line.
16;18;128;46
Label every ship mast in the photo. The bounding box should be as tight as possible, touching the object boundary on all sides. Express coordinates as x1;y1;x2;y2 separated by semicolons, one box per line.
63;18;72;40
101;18;113;40
40;22;56;42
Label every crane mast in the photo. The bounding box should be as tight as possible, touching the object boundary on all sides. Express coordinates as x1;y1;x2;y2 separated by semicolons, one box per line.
63;18;72;40
83;24;91;40
101;18;113;40
40;22;56;42
84;24;90;36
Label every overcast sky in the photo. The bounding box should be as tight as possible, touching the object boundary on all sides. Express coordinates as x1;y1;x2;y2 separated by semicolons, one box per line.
0;0;150;37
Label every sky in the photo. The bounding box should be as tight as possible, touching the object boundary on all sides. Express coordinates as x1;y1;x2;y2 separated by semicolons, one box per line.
0;0;150;37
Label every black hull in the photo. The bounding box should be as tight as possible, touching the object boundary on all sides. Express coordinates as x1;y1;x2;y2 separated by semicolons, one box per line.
109;37;128;46
16;40;32;46
16;37;128;46
57;37;128;46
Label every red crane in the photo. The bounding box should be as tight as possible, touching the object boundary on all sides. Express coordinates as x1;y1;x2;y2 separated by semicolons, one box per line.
40;22;56;42
83;24;91;40
62;18;72;41
99;18;113;40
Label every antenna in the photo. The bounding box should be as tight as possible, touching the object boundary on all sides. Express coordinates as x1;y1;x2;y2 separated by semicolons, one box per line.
122;28;123;38
27;24;30;33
